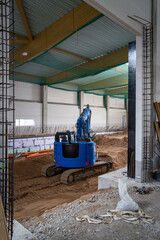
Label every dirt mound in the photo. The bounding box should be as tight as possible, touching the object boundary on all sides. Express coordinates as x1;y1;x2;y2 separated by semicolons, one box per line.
98;149;127;169
96;131;128;170
112;149;128;169
15;152;54;180
95;132;128;148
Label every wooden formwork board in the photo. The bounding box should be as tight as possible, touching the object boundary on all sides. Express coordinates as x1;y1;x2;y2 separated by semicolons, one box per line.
154;102;160;121
154;121;160;143
0;197;9;240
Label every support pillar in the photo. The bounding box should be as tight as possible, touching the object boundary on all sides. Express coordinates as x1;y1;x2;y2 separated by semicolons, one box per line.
128;41;136;179
80;91;84;114
42;86;48;133
106;96;110;129
135;36;143;181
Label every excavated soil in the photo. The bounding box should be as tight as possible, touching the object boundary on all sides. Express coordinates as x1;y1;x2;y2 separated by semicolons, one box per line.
95;130;128;170
14;131;128;220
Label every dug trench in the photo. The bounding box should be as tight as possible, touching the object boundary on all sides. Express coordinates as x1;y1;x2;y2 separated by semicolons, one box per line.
14;131;128;221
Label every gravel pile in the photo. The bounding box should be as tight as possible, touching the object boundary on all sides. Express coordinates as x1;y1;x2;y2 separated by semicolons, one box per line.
21;186;160;240
22;189;119;240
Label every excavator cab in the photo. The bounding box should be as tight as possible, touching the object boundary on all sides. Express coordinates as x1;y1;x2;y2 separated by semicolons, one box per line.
55;131;76;143
54;130;96;168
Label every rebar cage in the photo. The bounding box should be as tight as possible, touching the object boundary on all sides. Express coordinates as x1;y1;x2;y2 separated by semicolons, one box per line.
0;0;15;238
143;22;153;182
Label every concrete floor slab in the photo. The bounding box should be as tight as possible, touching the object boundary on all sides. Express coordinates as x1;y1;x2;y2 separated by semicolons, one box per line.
13;220;34;240
98;167;160;189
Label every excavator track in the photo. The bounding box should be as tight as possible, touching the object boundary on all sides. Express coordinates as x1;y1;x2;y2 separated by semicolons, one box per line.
60;161;110;185
41;163;68;177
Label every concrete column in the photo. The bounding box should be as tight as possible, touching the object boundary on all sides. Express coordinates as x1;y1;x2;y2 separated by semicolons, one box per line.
42;86;48;133
80;91;84;114
128;41;136;178
135;36;144;181
106;96;110;129
124;99;128;128
153;0;160;169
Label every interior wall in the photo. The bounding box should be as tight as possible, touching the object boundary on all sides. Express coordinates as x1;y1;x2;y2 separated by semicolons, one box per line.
84;93;103;107
108;97;127;129
85;0;151;35
48;87;77;104
84;93;106;130
14;81;128;135
15;102;42;125
153;0;160;102
13;81;42;135
14;81;41;101
47;104;79;131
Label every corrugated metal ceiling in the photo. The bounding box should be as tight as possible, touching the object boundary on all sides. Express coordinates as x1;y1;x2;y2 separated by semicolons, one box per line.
14;0;83;37
15;62;60;78
13;0;134;95
69;63;128;85
56;15;135;59
32;49;83;75
14;2;27;37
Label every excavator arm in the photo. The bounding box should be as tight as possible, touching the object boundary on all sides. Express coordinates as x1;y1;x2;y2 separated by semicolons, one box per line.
76;104;91;141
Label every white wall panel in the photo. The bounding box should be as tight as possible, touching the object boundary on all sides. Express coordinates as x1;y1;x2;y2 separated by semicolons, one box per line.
14;81;41;101
109;97;124;108
13;81;127;133
109;108;126;126
15;102;42;127
153;0;160;102
48;104;79;125
48;87;77;104
90;107;106;128
84;93;103;107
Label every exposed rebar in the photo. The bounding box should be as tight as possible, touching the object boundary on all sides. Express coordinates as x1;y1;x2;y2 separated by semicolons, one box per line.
0;0;14;238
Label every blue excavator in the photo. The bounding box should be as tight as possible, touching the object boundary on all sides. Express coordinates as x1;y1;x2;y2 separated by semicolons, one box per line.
41;105;112;184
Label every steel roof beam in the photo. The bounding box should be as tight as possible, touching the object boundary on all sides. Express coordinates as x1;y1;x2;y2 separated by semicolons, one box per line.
13;2;101;67
10;39;29;45
10;32;28;41
16;0;32;41
14;72;81;86
46;47;128;85
106;85;128;95
14;71;46;80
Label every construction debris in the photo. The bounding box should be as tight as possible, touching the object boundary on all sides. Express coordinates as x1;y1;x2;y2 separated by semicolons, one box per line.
76;181;154;225
134;186;153;195
116;179;139;211
76;208;154;225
